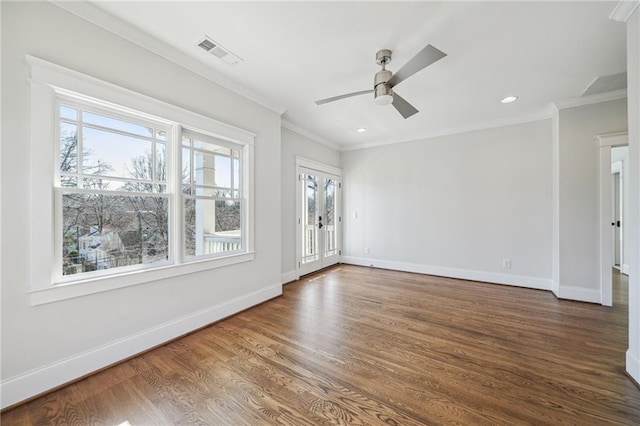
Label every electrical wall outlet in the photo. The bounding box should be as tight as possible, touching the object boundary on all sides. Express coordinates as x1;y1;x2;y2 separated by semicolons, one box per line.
365;247;370;255
503;259;511;269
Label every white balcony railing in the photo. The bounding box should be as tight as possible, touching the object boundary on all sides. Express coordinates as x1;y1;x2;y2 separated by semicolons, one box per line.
302;224;336;261
203;230;241;254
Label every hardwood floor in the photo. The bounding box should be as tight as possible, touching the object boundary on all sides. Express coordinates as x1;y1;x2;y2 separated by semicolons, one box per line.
3;265;639;425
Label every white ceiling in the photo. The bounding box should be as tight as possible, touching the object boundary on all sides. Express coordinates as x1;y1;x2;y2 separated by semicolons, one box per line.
90;1;626;150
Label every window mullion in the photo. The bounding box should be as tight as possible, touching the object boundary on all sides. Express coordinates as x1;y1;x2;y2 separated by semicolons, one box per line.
172;126;184;264
152;135;157;192
77;109;84;189
231;150;235;193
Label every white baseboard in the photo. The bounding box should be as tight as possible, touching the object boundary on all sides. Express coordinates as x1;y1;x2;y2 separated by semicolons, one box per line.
627;349;640;384
551;280;560;298
622;264;630;275
281;270;297;284
341;256;552;291
555;285;601;304
0;283;282;410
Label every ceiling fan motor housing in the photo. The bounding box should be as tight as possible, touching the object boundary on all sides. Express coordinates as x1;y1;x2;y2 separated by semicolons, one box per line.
374;69;393;105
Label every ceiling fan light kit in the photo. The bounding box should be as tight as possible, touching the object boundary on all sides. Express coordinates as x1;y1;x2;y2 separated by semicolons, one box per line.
315;44;447;119
374;92;394;106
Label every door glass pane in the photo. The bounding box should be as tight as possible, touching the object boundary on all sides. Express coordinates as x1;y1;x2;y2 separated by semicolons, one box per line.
324;178;336;256
302;174;318;263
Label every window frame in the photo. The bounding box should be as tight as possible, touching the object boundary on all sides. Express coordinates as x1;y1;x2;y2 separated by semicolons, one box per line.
27;55;255;305
54;95;175;284
181;128;247;261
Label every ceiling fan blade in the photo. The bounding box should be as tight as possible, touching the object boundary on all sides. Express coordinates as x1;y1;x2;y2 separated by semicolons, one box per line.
392;92;419;119
387;44;447;88
315;90;373;105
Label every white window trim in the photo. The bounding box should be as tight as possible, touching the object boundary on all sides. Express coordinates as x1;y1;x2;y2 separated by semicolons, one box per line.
27;55;255;306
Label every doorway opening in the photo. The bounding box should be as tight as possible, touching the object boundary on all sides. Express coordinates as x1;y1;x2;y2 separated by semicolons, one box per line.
598;132;629;307
611;161;623;271
295;158;342;278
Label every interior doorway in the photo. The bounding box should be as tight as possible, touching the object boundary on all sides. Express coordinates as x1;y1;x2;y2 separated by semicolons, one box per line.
611;162;623;270
598;132;629;307
295;158;342;277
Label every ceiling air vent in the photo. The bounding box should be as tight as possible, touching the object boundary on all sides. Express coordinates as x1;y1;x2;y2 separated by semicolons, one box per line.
196;36;242;65
198;38;216;52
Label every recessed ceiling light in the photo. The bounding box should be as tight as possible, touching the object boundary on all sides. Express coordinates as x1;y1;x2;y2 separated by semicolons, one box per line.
501;95;518;104
356;128;367;133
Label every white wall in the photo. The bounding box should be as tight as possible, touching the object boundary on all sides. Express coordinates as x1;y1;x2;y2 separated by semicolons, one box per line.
342;119;553;289
1;2;281;408
612;145;630;273
281;127;341;280
557;99;627;301
625;6;640;385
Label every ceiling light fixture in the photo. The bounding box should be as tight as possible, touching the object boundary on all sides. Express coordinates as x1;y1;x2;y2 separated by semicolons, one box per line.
501;95;518;104
356;127;367;133
374;94;394;106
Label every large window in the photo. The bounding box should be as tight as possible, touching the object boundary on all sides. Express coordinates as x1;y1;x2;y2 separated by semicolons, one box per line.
56;98;171;280
182;130;243;258
28;55;255;303
53;94;253;284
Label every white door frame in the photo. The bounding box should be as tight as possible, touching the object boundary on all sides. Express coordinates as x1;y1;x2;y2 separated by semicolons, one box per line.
598;132;628;306
612;161;624;269
295;157;342;279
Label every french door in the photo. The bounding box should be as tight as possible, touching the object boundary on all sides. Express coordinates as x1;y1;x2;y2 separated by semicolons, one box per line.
296;162;341;277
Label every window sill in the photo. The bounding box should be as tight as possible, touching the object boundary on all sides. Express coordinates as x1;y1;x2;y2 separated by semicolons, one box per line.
29;252;255;306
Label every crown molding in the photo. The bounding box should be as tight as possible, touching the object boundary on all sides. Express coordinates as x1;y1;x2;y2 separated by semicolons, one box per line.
597;131;628;147
50;1;287;115
288;88;625;153
342;88;626;152
281;119;341;151
609;1;639;22
552;89;627;110
341;109;554;152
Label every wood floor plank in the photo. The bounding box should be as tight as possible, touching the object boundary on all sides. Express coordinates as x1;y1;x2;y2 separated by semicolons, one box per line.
3;265;639;425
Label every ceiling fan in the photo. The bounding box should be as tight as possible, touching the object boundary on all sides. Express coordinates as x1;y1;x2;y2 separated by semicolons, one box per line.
315;44;447;119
